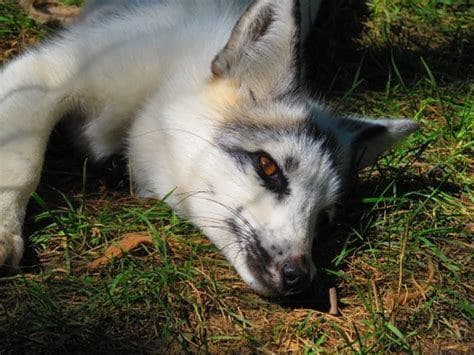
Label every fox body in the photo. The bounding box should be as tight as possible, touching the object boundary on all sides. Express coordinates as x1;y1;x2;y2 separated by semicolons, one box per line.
0;0;417;296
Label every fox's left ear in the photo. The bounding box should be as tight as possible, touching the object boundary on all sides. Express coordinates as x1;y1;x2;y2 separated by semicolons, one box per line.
212;0;301;101
332;116;420;170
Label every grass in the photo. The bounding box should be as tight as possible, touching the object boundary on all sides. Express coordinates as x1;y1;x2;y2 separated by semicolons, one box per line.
0;0;473;353
0;0;46;62
58;0;83;6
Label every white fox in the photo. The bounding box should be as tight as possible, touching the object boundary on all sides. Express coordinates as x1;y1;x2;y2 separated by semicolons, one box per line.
0;0;417;296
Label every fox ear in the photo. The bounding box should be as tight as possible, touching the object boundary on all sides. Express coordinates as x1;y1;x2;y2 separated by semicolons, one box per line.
212;0;301;101
333;116;419;170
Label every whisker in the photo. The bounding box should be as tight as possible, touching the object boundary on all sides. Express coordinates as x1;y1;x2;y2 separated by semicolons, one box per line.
187;195;256;234
130;126;219;149
192;219;253;245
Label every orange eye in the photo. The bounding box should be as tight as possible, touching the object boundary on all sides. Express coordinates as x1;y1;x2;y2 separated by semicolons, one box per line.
259;155;278;176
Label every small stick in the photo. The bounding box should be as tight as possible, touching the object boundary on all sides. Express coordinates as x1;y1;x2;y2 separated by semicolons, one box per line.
329;287;339;315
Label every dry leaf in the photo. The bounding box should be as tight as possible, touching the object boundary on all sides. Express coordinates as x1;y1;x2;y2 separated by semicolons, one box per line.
85;232;154;271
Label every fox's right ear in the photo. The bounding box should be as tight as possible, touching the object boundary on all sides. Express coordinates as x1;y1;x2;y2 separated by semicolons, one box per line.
212;0;301;101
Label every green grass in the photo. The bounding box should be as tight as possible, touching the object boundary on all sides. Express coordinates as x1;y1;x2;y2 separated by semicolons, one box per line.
0;0;473;353
58;0;83;6
0;1;42;37
0;0;47;63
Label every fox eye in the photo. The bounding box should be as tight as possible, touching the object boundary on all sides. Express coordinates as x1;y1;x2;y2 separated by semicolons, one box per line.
253;152;288;196
259;155;278;177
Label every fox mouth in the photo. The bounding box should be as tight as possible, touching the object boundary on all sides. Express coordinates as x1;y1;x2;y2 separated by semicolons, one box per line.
245;248;312;297
225;218;279;293
244;237;281;295
225;218;310;297
245;252;284;296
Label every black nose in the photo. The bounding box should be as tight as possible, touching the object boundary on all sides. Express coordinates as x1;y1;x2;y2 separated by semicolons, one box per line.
281;259;309;291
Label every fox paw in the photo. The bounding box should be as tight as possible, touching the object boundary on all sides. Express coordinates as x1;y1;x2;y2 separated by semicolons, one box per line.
0;232;24;270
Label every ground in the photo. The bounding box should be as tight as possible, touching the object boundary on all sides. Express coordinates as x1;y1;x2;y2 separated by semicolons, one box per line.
0;0;472;353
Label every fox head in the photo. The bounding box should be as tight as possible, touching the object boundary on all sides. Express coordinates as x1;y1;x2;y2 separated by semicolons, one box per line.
132;0;418;297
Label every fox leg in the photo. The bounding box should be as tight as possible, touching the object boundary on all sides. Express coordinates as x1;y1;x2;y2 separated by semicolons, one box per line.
0;44;79;268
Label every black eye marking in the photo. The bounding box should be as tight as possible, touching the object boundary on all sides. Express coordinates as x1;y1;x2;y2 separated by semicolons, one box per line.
218;145;290;199
219;146;250;172
251;151;290;199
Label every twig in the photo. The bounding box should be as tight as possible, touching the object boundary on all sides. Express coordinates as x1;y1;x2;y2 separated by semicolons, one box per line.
329;287;339;315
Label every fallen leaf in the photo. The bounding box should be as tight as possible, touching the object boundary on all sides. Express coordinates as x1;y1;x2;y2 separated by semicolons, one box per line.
85;232;154;271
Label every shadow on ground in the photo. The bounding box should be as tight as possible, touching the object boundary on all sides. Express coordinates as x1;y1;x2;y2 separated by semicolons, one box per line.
304;0;473;96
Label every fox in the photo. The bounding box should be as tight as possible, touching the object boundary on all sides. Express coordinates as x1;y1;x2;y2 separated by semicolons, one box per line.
0;0;418;297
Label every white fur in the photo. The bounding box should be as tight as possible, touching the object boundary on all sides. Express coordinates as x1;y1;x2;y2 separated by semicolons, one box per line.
0;0;416;296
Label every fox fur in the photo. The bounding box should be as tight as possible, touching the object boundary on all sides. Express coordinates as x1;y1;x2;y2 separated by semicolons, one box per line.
0;0;417;296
